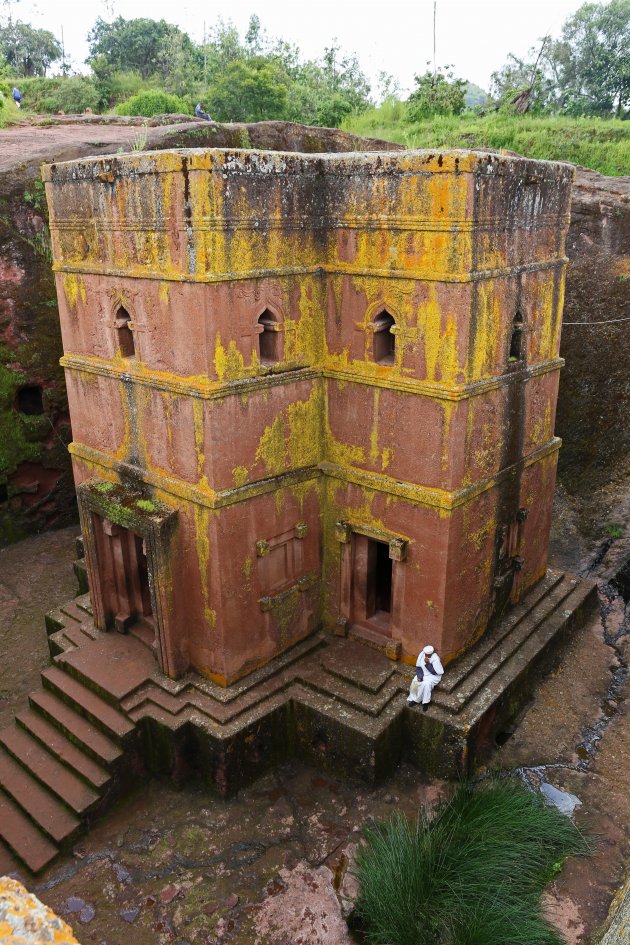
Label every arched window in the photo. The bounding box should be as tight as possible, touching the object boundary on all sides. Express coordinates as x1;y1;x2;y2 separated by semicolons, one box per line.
258;309;280;363
509;311;524;362
115;306;135;358
372;310;395;365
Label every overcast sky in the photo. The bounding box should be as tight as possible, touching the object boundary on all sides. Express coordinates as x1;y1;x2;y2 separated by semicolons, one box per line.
13;0;582;95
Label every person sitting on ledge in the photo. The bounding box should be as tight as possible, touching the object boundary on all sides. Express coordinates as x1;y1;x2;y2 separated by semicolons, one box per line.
407;645;444;711
195;103;213;121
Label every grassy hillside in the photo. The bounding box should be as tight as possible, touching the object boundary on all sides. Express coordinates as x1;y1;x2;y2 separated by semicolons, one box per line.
343;104;630;176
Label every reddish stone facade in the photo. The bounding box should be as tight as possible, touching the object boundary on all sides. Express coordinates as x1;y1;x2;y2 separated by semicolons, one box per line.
43;148;573;685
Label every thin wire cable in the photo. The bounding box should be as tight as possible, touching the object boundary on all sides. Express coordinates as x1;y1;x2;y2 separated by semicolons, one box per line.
563;316;630;325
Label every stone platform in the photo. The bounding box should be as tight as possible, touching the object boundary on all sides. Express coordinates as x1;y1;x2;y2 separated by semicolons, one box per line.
0;568;596;874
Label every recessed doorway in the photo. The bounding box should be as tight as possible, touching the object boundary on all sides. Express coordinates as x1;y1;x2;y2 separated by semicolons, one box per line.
351;534;393;636
92;514;155;645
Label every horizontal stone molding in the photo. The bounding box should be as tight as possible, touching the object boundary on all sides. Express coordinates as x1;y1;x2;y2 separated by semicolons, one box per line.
60;354;564;404
69;436;561;514
335;521;410;558
51;212;570;235
51;255;569;286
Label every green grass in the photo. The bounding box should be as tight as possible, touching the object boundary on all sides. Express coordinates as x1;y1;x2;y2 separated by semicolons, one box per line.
354;779;592;945
343;105;630;176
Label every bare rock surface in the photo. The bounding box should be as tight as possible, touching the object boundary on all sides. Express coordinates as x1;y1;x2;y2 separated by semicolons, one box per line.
0;525;77;728
253;862;354;945
0;117;400;174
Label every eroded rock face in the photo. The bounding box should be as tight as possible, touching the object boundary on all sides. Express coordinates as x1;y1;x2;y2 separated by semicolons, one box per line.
556;168;630;493
0;168;75;544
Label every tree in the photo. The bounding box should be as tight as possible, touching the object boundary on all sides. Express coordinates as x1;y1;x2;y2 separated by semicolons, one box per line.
406;67;466;121
0;20;61;76
552;0;630;116
286;44;371;127
492;1;630;116
490;42;559;114
86;17;193;81
207;58;289;122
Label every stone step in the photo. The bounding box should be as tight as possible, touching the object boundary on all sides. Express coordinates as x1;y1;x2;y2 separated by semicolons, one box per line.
0;747;80;844
41;666;135;742
75;593;93;616
0;837;22;875
458;579;596;728
73;558;89;595
56;621;97;650
123;683;188;719
440;570;564;694
16;709;110;790
47;628;78;658
0;790;59;874
0;726;100;816
44;608;67;637
59;599;91;624
28;690;123;768
434;576;576;712
298;665;400;717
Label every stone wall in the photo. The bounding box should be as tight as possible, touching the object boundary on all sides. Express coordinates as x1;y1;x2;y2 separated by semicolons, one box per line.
556;168;630;492
0;164;75;543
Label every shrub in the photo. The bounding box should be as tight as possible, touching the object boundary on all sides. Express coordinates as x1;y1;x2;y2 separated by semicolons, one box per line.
105;70;146;106
115;89;190;117
18;76;101;114
355;779;592;945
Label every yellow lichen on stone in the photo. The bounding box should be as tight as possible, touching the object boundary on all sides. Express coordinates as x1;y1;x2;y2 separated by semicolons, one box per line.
535;274;560;363
232;465;249;487
192;398;205;480
469;280;502;381
193;503;216;630
287;387;322;470
421;285;459;384
61;273;81;310
0;876;80;944
255;412;286;476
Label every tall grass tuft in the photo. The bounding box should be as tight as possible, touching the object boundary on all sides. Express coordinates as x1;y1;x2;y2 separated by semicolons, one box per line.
354;779;592;945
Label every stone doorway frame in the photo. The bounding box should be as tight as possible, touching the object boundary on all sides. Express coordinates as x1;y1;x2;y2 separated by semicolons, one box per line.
335;520;408;659
77;478;178;677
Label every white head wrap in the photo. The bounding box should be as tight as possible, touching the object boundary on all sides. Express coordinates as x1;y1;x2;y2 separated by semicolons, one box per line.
422;645;435;655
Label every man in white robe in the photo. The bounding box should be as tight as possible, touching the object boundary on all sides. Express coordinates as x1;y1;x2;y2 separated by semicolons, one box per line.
407;645;444;711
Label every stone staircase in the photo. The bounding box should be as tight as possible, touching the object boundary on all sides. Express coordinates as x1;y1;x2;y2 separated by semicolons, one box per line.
0;667;135;872
0;602;150;874
403;570;598;774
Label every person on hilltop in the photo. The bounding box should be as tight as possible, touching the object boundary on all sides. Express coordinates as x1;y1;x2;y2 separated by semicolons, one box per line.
407;645;444;711
195;103;213;121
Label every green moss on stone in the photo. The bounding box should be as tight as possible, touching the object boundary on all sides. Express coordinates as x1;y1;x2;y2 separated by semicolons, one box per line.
136;498;158;512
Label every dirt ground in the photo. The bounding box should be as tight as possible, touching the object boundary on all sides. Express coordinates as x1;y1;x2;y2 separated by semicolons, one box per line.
0;514;628;945
0;121;201;172
0;526;77;729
